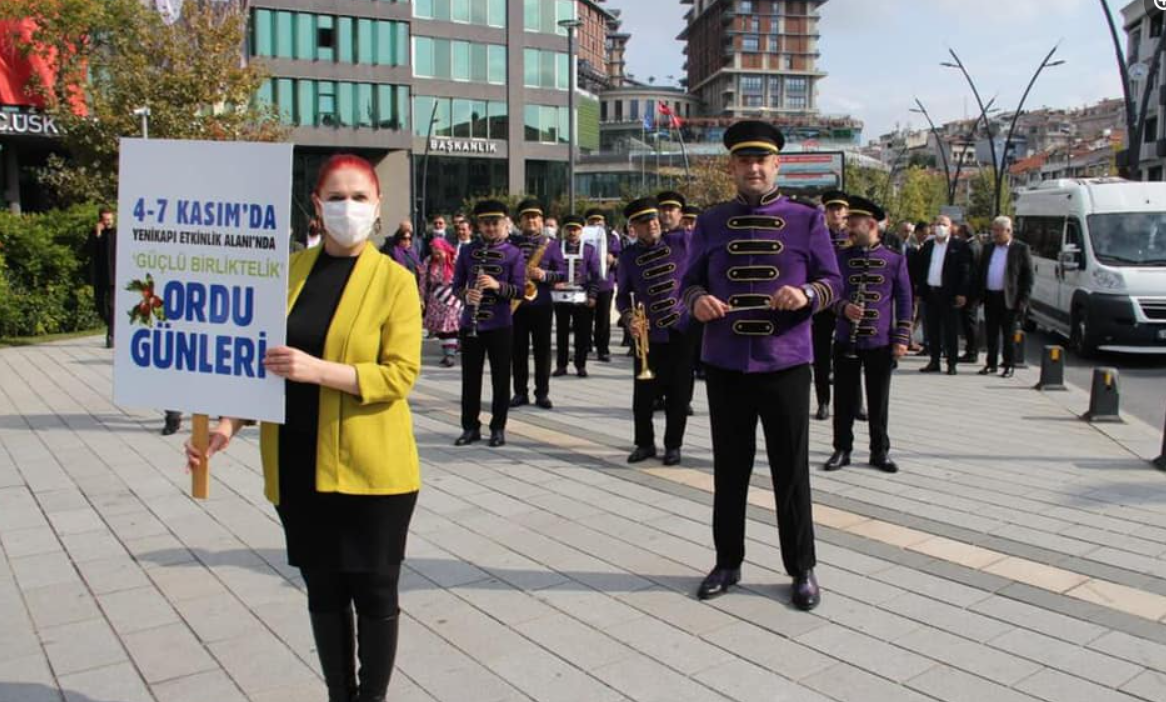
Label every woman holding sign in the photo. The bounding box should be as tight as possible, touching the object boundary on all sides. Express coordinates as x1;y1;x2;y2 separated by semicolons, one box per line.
185;154;422;702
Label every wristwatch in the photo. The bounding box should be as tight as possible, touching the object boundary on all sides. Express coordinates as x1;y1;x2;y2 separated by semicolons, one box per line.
801;284;817;306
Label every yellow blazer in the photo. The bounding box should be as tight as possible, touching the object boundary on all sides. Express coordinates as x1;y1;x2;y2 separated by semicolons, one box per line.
260;244;422;505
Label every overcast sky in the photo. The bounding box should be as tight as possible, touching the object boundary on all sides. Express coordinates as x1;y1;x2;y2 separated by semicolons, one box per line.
608;0;1129;143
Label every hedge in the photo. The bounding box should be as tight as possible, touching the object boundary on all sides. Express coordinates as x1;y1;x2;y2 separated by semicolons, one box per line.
0;203;104;338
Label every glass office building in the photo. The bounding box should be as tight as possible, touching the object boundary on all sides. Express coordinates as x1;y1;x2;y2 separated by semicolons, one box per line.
248;0;602;234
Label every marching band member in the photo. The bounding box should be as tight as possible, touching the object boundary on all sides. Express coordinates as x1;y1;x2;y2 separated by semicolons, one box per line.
824;195;913;474
682;121;841;609
553;215;601;378
452;199;525;448
615;197;694;467
509;198;566;409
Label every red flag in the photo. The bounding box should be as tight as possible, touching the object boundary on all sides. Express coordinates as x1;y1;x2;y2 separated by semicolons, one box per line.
658;103;673;116
657;103;682;129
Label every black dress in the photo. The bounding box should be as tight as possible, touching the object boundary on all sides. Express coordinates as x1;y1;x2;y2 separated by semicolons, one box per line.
276;251;418;573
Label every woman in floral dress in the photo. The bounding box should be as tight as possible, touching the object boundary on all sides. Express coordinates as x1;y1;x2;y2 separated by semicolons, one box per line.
419;237;462;367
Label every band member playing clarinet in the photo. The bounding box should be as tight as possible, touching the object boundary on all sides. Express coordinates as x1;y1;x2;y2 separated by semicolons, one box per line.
824;196;913;474
682;121;841;609
453;199;525;448
616;197;694;467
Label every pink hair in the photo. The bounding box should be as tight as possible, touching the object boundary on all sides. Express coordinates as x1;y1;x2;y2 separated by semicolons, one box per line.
428;237;456;281
314;154;381;196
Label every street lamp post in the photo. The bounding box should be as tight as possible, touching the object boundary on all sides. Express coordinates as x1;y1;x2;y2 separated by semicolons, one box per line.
909;98;953;204
133;106;151;139
559;18;583;214
943;47;1063;214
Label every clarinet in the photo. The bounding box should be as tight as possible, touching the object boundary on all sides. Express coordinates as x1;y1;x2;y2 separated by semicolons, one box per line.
846;246;870;359
466;264;482;339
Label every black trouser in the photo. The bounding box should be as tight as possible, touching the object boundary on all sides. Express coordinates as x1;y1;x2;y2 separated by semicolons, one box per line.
832;345;893;455
961;301;979;355
983;291;1018;369
706;364;815;577
512;304;553;398
302;567;401;617
924;290;961;366
593;290;614;356
633;330;694;450
555;304;594;370
811;311;836;406
461;328;511;431
96;285;114;341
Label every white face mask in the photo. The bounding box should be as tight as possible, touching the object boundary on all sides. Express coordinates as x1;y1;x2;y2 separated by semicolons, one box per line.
544;226;557;238
322;200;377;248
934;224;950;241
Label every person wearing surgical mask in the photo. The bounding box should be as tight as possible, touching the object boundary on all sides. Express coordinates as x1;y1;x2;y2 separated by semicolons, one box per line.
184;154;422;702
915;214;972;375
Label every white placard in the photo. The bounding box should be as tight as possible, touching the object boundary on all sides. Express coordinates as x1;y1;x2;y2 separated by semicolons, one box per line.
113;138;293;423
581;225;608;280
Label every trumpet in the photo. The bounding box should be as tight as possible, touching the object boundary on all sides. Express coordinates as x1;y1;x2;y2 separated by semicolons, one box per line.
630;293;655;381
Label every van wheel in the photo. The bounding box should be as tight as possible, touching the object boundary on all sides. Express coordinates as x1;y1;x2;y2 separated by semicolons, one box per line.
1069;310;1097;358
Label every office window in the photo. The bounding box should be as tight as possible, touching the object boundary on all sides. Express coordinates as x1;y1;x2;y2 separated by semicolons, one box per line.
748;17;759;32
1146;116;1159;143
525;0;574;34
414;37;435;77
337;17;354;63
452;98;473;137
275;11;294;58
357;82;374;127
488;0;506;27
743;95;763;107
336;82;355;126
524;48;568;90
452;41;471;81
524;48;540;87
377;85;398;129
317;15;335;61
451;0;470;23
556;52;569;90
524;104;540;141
629;99;639;121
275;78;295;123
768;76;782;107
294;13;314;59
742;35;759;52
741;75;763;95
470;43;488;83
614;100;623;121
541;105;557;142
297;80;315;126
357;18;374;64
600;100;608;122
415;0;434;17
739;0;754;12
256;78;273;107
317;80;336;126
471;0;489;25
540;50;556;89
488;101;508;139
488;45;506;84
253;10;274;56
558;105;570;144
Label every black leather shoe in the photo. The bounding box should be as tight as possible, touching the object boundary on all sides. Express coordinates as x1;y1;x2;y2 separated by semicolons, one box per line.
791;570;821;611
977;366;997;376
824;450;850;471
947;365;958;376
161;412;181;436
598;354;611;363
694;368;706;381
552;368;568;377
488;430;506;447
627;446;657;463
855;407;868;422
535;395;554;410
919;363;941;373
696;567;741;600
686;404;695;416
1001;367;1015;378
870;453;899;473
814;404;830;421
576;368;589;378
454;429;481;446
663;448;682;466
509;394;530;408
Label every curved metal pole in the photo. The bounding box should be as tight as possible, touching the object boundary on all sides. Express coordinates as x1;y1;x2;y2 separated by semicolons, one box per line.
951;96;997;207
947;49;1000;209
913;98;953;204
419;99;440;235
998;46;1060;212
1099;0;1138;177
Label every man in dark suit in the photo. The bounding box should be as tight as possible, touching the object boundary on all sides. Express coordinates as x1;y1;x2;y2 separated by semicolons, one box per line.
956;224;983;364
914;214;971;375
979;216;1034;378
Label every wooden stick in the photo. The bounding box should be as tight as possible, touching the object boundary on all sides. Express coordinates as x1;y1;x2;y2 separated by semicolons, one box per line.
191;413;210;499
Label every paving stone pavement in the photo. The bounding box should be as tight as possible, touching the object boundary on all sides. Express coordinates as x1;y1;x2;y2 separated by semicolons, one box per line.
1;335;1165;702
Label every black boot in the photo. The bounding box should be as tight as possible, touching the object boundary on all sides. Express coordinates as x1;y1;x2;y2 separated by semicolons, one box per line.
355;613;399;702
309;609;357;702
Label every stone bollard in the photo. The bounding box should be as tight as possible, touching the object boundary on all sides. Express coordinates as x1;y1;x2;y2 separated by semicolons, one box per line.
1082;367;1122;423
1011;329;1028;369
1034;345;1067;391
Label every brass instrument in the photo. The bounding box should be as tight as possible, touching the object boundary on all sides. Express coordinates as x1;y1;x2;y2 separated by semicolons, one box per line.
630;293;655;380
512;238;550;313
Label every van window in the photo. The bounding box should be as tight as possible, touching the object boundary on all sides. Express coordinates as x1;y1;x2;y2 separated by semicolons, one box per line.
1086;213;1166;266
1065;218;1083;253
1017;215;1064;259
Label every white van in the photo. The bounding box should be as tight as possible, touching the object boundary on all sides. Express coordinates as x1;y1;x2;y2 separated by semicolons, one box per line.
1013;178;1166;355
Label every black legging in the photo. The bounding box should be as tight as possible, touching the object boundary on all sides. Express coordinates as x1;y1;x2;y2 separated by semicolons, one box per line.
301;567;401;618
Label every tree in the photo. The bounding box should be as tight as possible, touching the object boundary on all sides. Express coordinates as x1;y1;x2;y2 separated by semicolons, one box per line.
2;0;286;206
894;167;946;226
686;156;737;208
967;167;1013;232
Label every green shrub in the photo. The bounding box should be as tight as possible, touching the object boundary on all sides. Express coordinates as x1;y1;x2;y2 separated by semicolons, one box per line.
0;203;104;338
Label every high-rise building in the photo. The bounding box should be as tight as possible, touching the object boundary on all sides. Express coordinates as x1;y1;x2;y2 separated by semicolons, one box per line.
248;0;601;232
679;0;827;118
